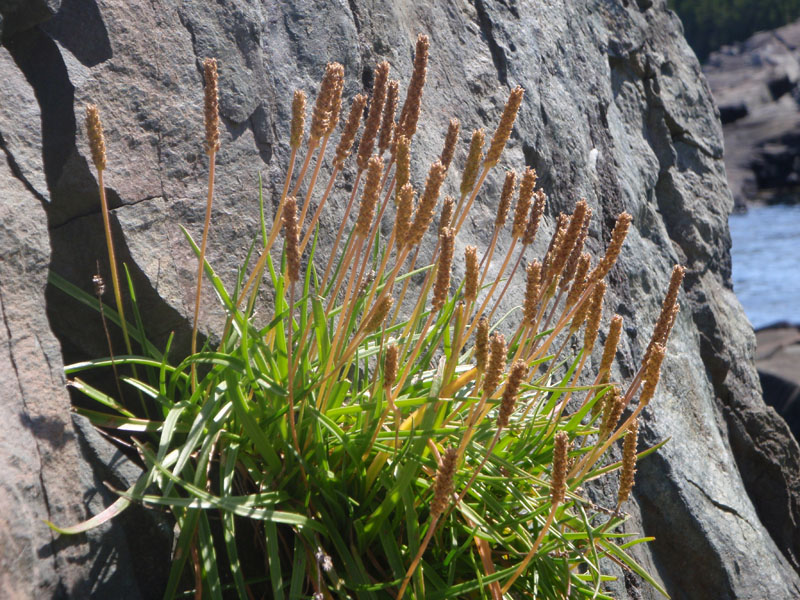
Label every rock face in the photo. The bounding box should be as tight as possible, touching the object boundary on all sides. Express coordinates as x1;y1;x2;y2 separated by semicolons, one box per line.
2;0;800;598
704;20;800;208
756;324;800;438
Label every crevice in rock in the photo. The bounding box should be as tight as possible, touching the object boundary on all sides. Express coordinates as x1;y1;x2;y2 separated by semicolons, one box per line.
472;0;508;85
686;477;755;529
48;192;159;232
347;0;362;34
0;129;48;203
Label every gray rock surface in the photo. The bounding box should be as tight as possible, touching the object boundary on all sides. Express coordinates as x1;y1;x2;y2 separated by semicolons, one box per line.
2;0;800;598
756;324;800;438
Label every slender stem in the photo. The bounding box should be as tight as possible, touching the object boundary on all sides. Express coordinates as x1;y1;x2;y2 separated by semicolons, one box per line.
299;164;339;254
500;502;560;595
297;136;330;230
191;151;216;389
322;169;363;289
454;166;490;234
396;513;441;599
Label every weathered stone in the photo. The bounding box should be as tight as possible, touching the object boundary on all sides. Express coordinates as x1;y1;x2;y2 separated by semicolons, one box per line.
1;0;799;597
0;0;60;38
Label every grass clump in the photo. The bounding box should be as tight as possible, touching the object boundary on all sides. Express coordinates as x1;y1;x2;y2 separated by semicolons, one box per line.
50;34;682;599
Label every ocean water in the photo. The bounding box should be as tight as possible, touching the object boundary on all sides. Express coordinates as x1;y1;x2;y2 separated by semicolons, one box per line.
729;204;800;329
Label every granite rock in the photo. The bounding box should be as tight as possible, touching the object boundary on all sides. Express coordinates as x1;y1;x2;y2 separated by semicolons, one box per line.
2;0;799;597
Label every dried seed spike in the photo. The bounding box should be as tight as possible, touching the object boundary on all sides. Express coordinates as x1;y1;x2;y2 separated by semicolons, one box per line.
440;118;460;170
203;58;220;155
618;419;639;504
384;344;399;389
496;170;516;228
464;245;479;302
541;214;569;284
475;317;489;372
324;63;345;136
282;196;301;282
600;386;624;439
590;212;633;282
565;252;591;309
483;333;507;396
85;104;107;171
549;200;589;283
439;197;456;235
460;128;485;199
645;265;685;361
523;260;542;325
512;167;536;238
551;432;570;505
432;227;455;311
310;62;341;142
397;34;429;141
355;155;384;236
395;135;412;191
430;446;458;517
357;61;391;170
523;189;547;245
560;202;592;290
408;160;447;246
366;294;394;332
499;360;528;429
583;280;606;353
290;90;307;151
395;183;415;250
599;315;623;380
378;79;399;154
484;85;524;167
639;343;666;406
333;94;367;167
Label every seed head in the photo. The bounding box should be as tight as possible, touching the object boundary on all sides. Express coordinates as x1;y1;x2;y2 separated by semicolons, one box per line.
365;294;394;332
639;343;665;406
551;432;570;505
85;104;107;171
460;128;485;199
483;333;507;396
512;167;536;239
290;90;307;151
333;94;367;168
560;203;591;290
430;445;457;517
395;135;411;191
618;419;639;504
499;360;527;429
475;317;489;372
202;58;221;155
541;214;569;285
440;118;460;171
408;160;447;246
523;260;542;325
378;80;399;155
355;155;383;236
397;34;429;141
496;170;516;228
484;85;524;167
310;62;344;142
325;64;345;136
590;212;632;282
395;183;415;250
523;189;547;245
357;61;390;170
384;344;399;390
600;387;624;439
432;228;455;311
565;253;591;310
282;196;301;282
583;280;606;353
645;265;685;363
464;246;479;302
599;315;623;381
549;200;588;284
439;197;455;235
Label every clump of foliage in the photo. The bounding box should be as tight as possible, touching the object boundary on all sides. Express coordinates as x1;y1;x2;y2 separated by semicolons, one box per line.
670;0;800;61
50;35;681;599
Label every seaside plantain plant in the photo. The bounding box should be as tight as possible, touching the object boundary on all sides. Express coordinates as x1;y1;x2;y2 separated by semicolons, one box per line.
49;35;682;599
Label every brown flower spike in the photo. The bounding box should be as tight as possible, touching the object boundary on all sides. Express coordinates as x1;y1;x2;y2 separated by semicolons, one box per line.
551;432;570;505
618;419;639;504
85;104;107;171
484;85;524;167
203;58;220;155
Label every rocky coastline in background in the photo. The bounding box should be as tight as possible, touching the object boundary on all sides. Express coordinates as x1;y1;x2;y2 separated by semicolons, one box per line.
704;21;800;460
2;1;800;598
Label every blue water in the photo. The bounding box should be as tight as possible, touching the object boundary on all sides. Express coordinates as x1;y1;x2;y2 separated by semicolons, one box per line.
729;204;800;329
